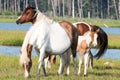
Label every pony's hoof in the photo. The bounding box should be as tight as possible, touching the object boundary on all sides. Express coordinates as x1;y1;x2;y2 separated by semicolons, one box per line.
44;73;47;76
84;74;88;77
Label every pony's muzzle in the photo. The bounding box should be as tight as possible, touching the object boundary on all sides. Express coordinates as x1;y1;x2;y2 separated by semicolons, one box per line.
16;19;22;25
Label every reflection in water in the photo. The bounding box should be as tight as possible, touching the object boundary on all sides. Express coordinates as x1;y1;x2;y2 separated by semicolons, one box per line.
0;46;120;59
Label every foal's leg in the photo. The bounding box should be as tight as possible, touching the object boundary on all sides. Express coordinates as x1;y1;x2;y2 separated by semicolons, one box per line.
84;52;89;76
78;53;82;75
88;51;93;69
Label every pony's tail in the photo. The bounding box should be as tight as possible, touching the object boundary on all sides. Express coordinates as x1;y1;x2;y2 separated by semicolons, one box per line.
71;26;78;58
91;25;108;59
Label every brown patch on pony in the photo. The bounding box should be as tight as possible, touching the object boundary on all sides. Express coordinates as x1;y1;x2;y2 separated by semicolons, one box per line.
76;23;90;35
25;44;33;73
77;40;89;54
27;44;33;58
59;21;78;57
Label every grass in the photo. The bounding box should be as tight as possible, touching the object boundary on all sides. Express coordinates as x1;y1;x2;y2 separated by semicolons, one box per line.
0;30;120;49
108;34;120;49
0;55;120;80
0;30;26;46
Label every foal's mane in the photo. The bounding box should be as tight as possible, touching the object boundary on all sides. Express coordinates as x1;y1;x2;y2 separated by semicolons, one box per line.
83;31;91;36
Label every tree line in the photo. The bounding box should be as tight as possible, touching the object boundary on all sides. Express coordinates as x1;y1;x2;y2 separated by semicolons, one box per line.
0;0;120;19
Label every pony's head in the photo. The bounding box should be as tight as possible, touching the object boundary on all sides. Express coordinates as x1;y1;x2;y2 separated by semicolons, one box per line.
20;44;32;78
16;6;37;24
90;29;100;47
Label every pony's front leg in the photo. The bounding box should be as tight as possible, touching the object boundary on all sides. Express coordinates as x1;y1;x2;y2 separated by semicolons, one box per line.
37;48;46;77
84;52;89;76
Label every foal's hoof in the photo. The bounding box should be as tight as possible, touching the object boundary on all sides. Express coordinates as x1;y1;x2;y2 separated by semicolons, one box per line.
36;73;40;77
84;74;88;77
74;72;78;75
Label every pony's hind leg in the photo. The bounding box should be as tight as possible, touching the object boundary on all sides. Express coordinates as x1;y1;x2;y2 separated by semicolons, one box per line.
66;49;71;75
58;49;71;75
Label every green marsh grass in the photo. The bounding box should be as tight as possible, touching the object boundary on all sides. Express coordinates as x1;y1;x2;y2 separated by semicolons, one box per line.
108;34;120;49
0;56;120;80
0;30;26;46
0;30;120;49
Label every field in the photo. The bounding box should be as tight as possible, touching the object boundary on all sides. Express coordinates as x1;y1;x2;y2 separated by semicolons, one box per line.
0;30;120;49
0;56;120;80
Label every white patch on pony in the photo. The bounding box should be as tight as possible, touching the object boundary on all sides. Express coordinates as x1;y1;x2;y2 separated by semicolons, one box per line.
78;31;92;47
92;33;98;47
17;15;22;20
28;19;71;54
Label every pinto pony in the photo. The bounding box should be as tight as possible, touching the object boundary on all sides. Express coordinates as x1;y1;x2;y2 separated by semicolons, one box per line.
16;6;78;78
77;29;99;76
73;22;108;59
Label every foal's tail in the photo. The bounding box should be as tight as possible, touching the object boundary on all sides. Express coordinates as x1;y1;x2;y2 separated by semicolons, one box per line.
71;25;78;58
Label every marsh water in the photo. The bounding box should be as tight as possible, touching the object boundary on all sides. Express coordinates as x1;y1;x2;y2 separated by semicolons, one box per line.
0;46;120;60
0;23;120;34
0;23;120;59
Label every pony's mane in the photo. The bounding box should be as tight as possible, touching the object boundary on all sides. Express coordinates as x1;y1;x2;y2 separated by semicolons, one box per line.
36;10;54;24
20;52;30;66
73;22;91;30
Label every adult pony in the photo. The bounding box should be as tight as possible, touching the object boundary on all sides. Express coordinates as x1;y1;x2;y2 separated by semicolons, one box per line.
47;22;108;68
16;6;78;78
77;29;99;76
73;22;108;59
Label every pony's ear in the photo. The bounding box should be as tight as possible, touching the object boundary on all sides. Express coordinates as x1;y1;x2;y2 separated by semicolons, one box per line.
26;5;31;8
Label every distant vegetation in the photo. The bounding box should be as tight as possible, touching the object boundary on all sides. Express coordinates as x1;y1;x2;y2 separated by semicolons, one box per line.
0;15;120;27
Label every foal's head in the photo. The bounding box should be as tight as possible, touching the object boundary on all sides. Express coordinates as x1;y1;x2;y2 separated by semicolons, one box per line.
20;44;32;78
90;29;100;47
16;6;37;24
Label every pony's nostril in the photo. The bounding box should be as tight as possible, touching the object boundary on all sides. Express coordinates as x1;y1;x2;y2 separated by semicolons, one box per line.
16;19;20;24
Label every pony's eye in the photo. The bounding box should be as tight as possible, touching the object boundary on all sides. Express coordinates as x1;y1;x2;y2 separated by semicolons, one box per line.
26;12;29;15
